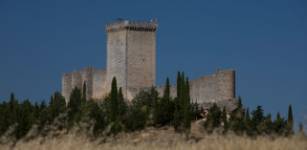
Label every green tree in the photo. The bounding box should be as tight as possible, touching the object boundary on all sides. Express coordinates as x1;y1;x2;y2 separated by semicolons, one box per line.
204;103;222;133
82;82;87;102
229;100;245;135
124;100;147;132
49;92;66;124
154;78;174;126
117;87;127;117
104;77;127;134
81;100;106;136
67;87;83;127
273;112;286;135
38;101;48;131
251;106;264;134
286;104;294;135
244;108;253;135
182;78;191;134
238;96;243;109
0;94;19;136
15;100;35;139
258;114;273;135
173;72;192;133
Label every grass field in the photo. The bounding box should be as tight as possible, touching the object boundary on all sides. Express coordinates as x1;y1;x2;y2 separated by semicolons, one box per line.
1;126;306;150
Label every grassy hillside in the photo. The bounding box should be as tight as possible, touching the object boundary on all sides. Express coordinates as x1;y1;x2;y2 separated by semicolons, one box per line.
1;125;306;150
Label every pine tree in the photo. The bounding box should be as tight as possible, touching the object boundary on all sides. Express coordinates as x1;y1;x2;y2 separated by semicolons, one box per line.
251;106;264;127
248;106;265;135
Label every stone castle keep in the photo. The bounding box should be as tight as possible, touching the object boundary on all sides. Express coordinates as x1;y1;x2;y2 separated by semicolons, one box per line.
62;19;236;106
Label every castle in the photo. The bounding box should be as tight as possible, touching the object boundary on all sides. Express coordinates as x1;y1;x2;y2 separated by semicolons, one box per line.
62;19;237;109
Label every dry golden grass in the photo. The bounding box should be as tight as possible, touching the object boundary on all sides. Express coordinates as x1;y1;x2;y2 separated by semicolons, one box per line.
0;126;306;150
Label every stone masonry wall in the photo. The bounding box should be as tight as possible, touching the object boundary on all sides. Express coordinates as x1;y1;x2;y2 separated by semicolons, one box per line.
61;67;106;102
157;69;236;104
126;29;156;99
92;70;106;99
105;20;157;100
62;19;236;107
105;30;127;96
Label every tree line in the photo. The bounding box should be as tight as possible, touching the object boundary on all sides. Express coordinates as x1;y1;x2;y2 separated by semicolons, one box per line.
0;72;299;141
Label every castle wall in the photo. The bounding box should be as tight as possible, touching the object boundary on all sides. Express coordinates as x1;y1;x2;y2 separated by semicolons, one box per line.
62;19;236;107
105;20;157;100
62;73;72;104
157;69;236;104
106;30;128;96
190;69;235;103
126;29;156;98
71;71;82;93
92;70;106;99
61;67;106;102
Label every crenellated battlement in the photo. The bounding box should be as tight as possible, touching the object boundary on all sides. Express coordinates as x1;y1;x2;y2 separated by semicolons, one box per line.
62;18;236;106
106;19;158;32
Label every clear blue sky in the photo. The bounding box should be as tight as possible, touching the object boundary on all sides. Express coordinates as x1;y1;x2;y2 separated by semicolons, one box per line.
0;0;306;127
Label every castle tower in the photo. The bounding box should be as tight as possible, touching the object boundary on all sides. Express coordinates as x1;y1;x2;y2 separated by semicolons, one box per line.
105;19;157;99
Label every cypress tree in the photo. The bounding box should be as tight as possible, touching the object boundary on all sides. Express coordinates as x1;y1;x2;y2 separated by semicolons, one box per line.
105;77;126;134
155;78;173;126
286;104;294;135
163;78;171;100
173;72;182;131
174;72;192;133
245;108;250;121
118;87;127;119
67;87;82;127
110;77;118;122
176;72;181;98
82;82;87;101
238;96;243;109
182;78;191;134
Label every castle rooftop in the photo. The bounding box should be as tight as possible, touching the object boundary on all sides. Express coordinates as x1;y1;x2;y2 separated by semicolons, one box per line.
106;19;158;32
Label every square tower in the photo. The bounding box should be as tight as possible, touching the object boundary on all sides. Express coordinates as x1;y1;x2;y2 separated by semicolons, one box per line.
105;19;157;99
